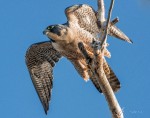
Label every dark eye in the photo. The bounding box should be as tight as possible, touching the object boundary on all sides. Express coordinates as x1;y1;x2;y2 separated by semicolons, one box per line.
47;26;54;30
47;27;51;30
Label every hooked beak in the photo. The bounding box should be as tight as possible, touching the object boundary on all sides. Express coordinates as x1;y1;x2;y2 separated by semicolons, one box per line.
43;30;49;35
43;29;56;43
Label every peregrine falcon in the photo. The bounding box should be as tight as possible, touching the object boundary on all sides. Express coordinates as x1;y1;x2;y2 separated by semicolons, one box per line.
25;4;132;114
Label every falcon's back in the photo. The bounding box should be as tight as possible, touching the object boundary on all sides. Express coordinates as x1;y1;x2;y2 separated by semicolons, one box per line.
65;4;100;38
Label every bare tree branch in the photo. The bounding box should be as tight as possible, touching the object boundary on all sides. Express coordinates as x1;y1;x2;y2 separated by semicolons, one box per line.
100;0;115;48
97;0;105;24
78;43;123;118
78;0;124;118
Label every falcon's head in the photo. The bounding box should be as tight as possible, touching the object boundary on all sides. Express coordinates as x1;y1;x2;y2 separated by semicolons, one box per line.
43;24;74;43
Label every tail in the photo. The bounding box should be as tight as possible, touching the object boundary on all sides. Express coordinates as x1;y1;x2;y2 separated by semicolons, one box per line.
90;59;120;93
108;25;133;44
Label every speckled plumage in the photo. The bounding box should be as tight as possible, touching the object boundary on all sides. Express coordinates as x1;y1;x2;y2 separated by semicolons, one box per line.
26;42;61;114
26;4;131;114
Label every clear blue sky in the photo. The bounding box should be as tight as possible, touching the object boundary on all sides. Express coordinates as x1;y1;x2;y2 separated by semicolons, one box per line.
0;0;150;118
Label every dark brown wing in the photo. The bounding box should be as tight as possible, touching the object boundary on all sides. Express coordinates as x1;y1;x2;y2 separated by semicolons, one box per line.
90;59;120;93
25;41;61;114
65;4;100;36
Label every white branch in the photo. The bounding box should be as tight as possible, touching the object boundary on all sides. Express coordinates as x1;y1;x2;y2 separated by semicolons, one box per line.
78;42;123;118
97;0;105;24
101;0;115;47
78;0;124;118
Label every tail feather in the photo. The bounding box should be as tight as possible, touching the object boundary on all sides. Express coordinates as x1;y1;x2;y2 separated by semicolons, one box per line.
104;61;121;92
109;25;133;44
90;59;120;93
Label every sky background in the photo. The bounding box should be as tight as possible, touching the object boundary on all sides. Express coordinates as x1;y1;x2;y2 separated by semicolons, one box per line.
0;0;150;118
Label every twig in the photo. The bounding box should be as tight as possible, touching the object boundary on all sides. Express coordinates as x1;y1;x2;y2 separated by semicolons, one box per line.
97;0;105;24
100;0;115;48
110;17;119;26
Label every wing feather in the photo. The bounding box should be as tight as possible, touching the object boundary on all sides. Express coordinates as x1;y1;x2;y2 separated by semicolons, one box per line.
90;59;120;93
65;4;100;37
25;41;61;114
70;59;90;81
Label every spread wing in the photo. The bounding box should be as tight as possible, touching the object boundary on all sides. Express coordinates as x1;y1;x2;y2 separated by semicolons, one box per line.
65;4;100;36
91;59;120;93
25;41;61;114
